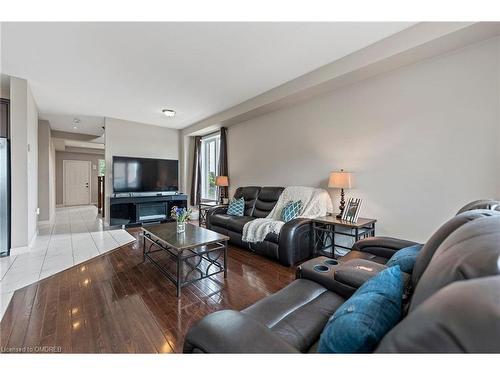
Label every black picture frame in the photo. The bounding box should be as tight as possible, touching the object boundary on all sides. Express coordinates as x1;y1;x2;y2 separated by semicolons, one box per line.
341;198;362;222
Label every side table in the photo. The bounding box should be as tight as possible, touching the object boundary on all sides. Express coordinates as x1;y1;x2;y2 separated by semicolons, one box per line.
198;202;228;227
311;215;377;258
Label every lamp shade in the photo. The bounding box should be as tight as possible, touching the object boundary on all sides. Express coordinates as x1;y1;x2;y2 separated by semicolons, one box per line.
215;175;229;186
328;170;352;189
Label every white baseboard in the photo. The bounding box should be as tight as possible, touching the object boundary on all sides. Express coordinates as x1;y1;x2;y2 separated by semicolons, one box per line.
28;232;37;247
10;246;29;256
38;219;53;225
9;232;38;256
9;228;41;256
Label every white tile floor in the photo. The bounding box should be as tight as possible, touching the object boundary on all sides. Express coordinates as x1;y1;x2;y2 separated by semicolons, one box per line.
0;205;135;320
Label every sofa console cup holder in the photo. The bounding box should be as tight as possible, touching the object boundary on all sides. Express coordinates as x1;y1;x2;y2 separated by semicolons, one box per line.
313;264;330;273
324;259;338;266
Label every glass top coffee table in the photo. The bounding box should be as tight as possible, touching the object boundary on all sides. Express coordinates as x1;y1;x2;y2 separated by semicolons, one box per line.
142;222;230;297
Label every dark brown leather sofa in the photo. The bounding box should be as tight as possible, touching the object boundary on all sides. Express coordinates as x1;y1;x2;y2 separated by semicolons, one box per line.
184;201;500;353
341;198;500;265
206;186;313;266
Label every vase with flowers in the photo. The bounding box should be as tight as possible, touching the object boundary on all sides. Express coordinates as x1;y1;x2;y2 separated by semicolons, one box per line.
171;206;192;233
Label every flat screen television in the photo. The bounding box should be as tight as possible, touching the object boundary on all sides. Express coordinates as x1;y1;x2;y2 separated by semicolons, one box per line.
113;156;179;193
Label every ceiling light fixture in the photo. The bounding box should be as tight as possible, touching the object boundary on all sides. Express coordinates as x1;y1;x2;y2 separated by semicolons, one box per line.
162;109;176;118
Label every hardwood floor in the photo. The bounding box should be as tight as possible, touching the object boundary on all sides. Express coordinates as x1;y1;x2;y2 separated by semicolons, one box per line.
0;228;295;353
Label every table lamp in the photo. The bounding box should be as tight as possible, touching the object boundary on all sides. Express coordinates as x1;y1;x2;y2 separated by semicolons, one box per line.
215;175;229;204
328;169;353;219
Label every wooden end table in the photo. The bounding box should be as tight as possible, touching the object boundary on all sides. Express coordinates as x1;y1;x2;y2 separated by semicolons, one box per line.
311;215;377;258
198;201;228;227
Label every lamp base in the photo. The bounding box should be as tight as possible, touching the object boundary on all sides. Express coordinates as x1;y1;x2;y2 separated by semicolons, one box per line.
336;188;346;219
218;186;226;205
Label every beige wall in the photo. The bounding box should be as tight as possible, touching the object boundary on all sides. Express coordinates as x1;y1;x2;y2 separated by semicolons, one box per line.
104;117;179;223
38;120;56;221
27;85;38;242
223;37;500;243
55;151;104;205
10;76;38;249
49;133;56;219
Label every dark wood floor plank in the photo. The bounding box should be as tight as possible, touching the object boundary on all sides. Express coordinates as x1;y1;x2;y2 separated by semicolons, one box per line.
22;279;50;349
1;284;38;350
54;269;74;353
5;284;38;349
1;228;296;353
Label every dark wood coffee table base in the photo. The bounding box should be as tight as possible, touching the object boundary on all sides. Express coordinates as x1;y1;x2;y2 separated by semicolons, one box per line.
142;224;229;297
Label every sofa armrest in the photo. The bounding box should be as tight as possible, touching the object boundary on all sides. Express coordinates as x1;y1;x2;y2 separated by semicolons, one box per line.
205;206;228;228
207;205;228;216
351;236;420;259
296;256;387;298
278;218;312;266
183;310;298;353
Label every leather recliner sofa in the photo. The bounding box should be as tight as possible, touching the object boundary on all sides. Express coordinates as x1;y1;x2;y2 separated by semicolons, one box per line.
341;198;500;265
184;202;500;353
206;186;313;266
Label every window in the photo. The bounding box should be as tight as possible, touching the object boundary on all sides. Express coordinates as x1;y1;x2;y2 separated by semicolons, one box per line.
98;159;106;176
200;133;220;201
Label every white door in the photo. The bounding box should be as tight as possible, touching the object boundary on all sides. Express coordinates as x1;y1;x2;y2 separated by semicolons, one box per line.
64;160;91;206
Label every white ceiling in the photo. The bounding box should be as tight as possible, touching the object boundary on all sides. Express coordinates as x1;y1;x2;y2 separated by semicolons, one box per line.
52;138;105;152
64;140;105;149
1;22;414;130
40;113;105;136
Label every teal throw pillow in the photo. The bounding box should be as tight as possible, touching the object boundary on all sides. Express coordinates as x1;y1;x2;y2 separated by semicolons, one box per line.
386;244;423;273
227;197;245;216
318;266;404;353
281;200;302;222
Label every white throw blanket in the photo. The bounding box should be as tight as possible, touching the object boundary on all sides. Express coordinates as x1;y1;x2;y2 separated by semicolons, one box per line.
242;186;333;243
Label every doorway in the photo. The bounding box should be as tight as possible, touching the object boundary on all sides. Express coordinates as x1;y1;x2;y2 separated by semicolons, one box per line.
63;160;91;206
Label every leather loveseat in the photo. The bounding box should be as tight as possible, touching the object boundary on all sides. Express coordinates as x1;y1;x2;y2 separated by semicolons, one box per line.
184;201;500;353
206;186;312;266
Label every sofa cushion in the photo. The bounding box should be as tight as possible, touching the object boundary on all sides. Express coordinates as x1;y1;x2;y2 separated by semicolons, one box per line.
242;279;345;352
411;209;499;286
227;197;245;216
209;214;233;228
225;216;255;233
386;244;423;273
410;214;500;312
264;232;279;244
253;187;284;218
234;186;261;216
227;229;251;250
377;275;500;353
318;266;404;353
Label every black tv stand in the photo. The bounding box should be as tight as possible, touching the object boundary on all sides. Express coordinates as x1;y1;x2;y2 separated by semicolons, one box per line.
109;193;188;227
